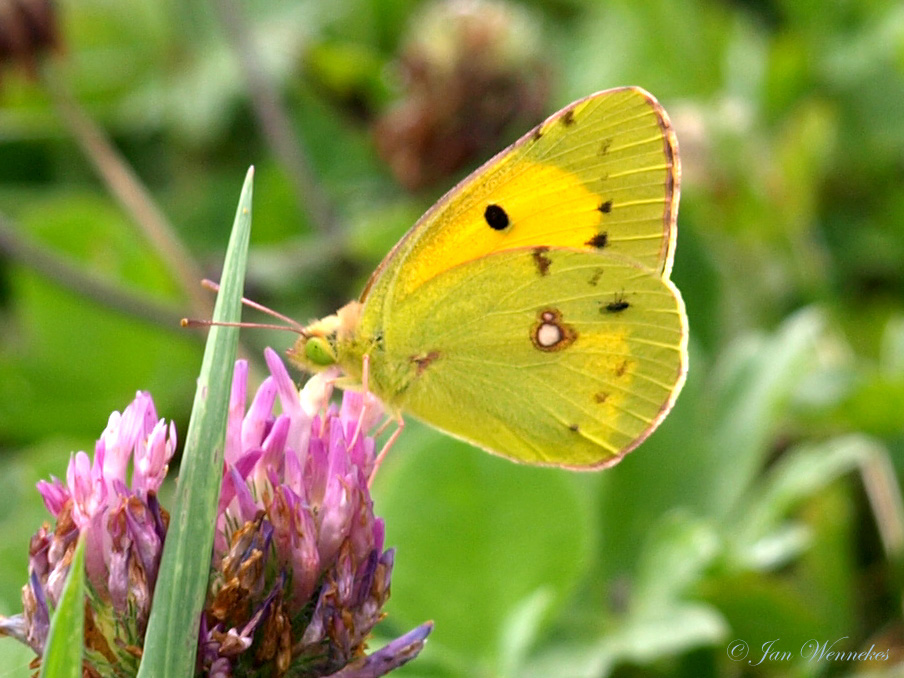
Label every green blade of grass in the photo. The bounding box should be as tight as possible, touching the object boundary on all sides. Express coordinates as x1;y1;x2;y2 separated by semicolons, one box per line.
39;536;86;678
137;167;254;678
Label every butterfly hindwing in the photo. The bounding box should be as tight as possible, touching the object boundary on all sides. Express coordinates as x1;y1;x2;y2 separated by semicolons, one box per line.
365;248;687;468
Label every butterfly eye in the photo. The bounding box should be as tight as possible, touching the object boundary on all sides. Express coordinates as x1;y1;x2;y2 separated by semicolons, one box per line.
304;336;339;367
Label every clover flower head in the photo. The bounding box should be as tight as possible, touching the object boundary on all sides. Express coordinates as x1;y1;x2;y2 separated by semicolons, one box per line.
1;349;431;678
24;391;174;672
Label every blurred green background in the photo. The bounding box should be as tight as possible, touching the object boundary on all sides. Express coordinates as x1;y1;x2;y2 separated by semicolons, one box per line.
1;0;903;676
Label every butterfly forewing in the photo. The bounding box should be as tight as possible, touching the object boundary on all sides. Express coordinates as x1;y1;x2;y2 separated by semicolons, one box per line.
361;86;679;313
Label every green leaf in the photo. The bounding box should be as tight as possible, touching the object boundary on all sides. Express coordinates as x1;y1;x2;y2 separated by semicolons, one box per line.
632;511;720;615
601;602;727;667
374;422;593;668
136;167;254;678
39;536;86;678
729;435;879;568
706;309;829;517
496;588;555;678
521;603;726;678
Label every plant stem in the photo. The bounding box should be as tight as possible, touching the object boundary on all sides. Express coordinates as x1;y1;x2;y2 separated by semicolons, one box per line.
211;0;338;235
0;211;190;332
41;64;214;321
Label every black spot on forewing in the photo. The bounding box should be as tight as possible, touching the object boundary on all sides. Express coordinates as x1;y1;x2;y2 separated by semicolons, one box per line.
484;204;510;231
593;392;609;404
585;232;608;249
597;200;613;214
531;247;552;276
569;423;580;433
561;109;576;126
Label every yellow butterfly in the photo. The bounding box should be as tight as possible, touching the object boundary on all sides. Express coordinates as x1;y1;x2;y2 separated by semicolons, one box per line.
291;86;687;469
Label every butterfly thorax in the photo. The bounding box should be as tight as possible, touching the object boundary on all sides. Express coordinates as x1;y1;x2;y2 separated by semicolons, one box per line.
288;300;413;409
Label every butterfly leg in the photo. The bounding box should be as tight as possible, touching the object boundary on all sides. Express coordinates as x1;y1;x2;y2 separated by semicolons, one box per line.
368;414;405;488
347;353;404;485
348;353;374;450
374;416;394;437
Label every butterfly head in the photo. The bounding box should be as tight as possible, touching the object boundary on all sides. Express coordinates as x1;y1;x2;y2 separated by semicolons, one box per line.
287;301;362;373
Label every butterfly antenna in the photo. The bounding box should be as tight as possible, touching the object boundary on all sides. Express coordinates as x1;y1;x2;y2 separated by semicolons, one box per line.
201;279;306;331
180;318;303;333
